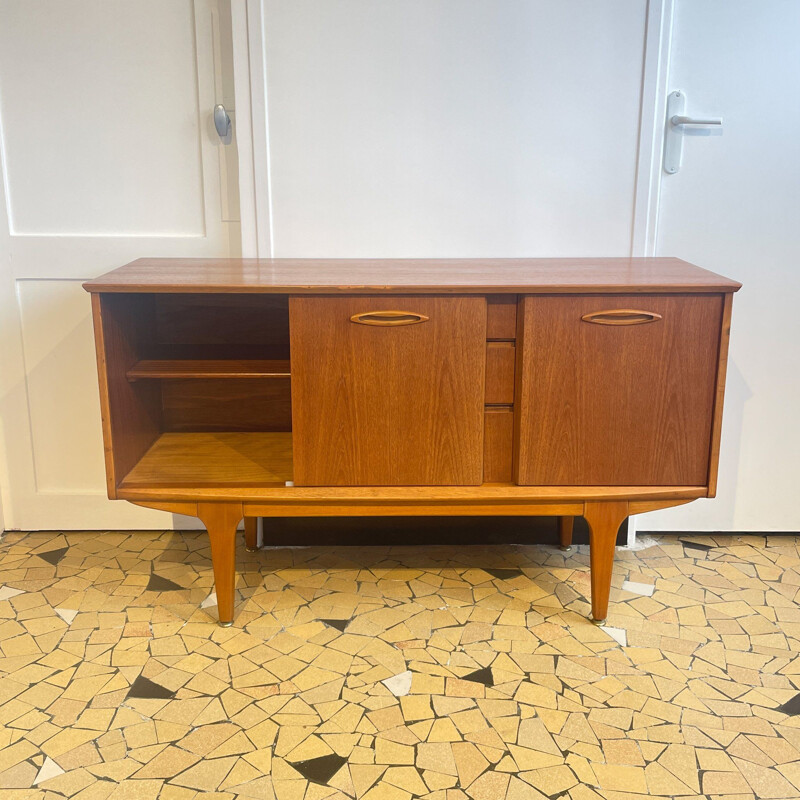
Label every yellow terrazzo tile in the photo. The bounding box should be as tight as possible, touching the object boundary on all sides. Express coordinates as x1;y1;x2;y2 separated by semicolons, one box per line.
40;728;101;758
506;775;548;800
702;769;754;794
735;758;799;798
749;733;800;764
61;674;115;702
132;746;201;779
487;715;519;744
381;766;426;796
35;766;97;796
777;758;800;791
373;739;414;765
449;709;487;735
415;743;457;776
427;719;462;743
644;762;696;796
399;694;433;722
602;739;645;766
507;745;563;771
697;747;738;771
367;706;404;732
592;764;647;793
433;697;475;716
360;782;410;800
218;757;262;791
287;734;333;762
377;725;419;746
179;723;239;757
0;740;38;773
169;756;238;791
515;719;558;755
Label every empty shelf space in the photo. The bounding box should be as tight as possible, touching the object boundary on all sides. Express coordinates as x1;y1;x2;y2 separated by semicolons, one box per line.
120;432;293;488
127;359;291;381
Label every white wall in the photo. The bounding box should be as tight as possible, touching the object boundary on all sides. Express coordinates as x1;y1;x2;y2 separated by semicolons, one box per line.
259;0;648;257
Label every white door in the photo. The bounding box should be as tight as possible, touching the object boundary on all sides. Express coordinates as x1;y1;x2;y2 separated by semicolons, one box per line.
638;1;800;532
0;0;240;530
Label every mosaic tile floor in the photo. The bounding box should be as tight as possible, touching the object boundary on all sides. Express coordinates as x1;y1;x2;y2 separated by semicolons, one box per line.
0;530;799;800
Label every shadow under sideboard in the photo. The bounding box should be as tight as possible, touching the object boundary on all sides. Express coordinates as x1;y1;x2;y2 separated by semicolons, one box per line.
250;515;627;548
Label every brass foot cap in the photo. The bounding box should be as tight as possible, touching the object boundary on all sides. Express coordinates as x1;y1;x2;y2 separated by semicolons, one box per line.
591;618;606;626
559;545;573;552
245;547;260;553
218;621;233;628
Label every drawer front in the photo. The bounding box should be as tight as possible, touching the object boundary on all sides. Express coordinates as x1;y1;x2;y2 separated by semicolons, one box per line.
485;342;516;405
484;407;514;483
290;296;486;486
515;294;724;486
486;295;517;340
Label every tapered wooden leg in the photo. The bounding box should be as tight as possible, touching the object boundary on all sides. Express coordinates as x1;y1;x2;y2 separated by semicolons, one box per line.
244;516;259;552
583;501;628;625
558;516;574;551
197;502;243;627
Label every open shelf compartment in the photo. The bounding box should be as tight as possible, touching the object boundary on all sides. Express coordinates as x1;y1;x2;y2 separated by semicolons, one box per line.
95;292;294;495
120;432;293;488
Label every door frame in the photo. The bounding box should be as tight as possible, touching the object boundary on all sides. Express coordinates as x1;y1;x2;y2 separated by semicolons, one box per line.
231;0;273;258
628;0;675;545
632;0;675;259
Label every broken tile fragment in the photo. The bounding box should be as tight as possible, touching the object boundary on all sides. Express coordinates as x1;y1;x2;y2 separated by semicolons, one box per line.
126;675;176;700
382;671;413;697
290;753;348;785
460;666;494;687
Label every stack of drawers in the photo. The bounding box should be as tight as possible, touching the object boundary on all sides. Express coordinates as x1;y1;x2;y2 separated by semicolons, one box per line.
484;295;518;482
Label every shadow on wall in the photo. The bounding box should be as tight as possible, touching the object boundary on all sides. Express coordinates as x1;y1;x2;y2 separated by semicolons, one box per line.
714;359;750;528
637;357;751;532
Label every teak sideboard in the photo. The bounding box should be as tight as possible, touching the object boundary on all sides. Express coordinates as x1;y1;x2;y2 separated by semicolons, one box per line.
83;258;740;626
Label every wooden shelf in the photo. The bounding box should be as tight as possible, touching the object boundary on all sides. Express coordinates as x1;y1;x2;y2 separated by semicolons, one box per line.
127;359;290;381
120;432;293;488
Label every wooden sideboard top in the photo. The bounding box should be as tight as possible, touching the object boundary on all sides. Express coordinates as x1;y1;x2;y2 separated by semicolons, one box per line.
83;257;741;294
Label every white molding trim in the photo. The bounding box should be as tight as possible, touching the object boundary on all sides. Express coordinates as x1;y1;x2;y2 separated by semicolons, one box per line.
631;0;675;257
628;0;675;546
231;0;273;257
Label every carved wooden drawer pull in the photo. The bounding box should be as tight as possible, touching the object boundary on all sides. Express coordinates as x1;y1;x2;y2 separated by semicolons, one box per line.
350;310;429;326
581;309;663;326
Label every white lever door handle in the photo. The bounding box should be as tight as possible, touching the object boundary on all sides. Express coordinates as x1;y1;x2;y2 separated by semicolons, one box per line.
671;115;723;127
664;91;723;174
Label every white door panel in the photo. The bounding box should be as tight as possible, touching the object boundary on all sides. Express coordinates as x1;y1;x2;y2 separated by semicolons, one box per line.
0;0;205;236
640;0;800;531
0;0;240;530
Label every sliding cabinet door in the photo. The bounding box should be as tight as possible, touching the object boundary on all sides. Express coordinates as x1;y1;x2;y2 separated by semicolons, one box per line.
515;294;724;486
291;296;486;486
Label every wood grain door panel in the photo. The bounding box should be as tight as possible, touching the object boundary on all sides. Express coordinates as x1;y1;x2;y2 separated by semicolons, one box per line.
290;296;486;486
515;294;723;486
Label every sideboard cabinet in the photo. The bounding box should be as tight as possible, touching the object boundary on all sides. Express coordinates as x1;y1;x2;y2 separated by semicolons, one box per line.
84;258;740;626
